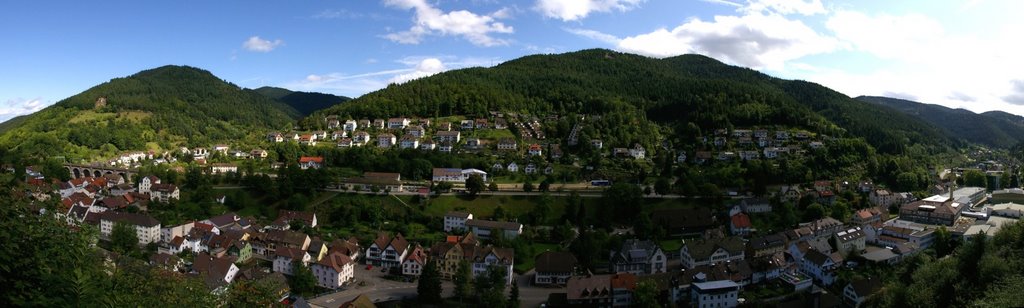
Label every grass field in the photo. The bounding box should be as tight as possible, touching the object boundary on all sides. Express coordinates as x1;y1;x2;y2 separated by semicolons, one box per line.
515;242;561;273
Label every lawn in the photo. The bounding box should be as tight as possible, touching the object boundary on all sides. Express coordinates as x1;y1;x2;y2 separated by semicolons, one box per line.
658;239;684;252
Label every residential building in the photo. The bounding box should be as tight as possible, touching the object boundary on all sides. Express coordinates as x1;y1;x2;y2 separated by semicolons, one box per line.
843;277;883;308
690;274;740;308
273;247;311;275
399;134;419;149
528;144;543;156
629;144;646;159
377;133;397;148
800;249;841;286
138;175;160;194
353;131;371;145
312;252;355;289
747;233;787;258
328;237;362;262
192;253;239;290
497;138;517;151
387;117;410;129
298;156;324;170
610;273;638;307
406;125;425;138
161;221;195;244
834;227;866;257
343;120;358;131
210;163;237;175
443;211;473;232
270;210;318;230
679;236;745;269
365;232;410;268
250;149;268;159
534;251;577;285
431;168;487;182
100;211;161;245
402;245;428;276
566;274;612;306
466;219;523;240
729;212;752;236
609;239;667;275
150;183;180;202
899;194;967;226
419;139;436;150
471;246;515;285
436;130;460;143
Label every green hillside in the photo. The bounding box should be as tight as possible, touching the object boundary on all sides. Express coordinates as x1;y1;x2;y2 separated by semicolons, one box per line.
0;65;299;161
857;96;1024;148
311;49;952;154
254;86;350;116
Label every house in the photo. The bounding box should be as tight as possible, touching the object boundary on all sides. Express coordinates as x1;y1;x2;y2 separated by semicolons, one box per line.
491;162;505;172
497;138;517;151
150;183;180;202
436;130;461;143
566;275;612;306
494;118;507;129
406;125;425;138
534;251;577;285
591;139;604;149
729;213;752;236
370;119;384;129
528;144;543;156
213;144;230;154
298;134;317;146
298;156;324;170
629;144;646;159
465;138;482;149
161;221;195;244
377;133;397;148
843;277;883;307
273;247;312;275
353;131;371;145
331;131;347;140
714;137;727;147
800;249;841;286
460;120;474;129
429;234;479;279
740;198;772;213
210;163;237;175
312;251;355;289
365;232;410;268
419;139;436;150
399;134;419;149
437;122;452;131
869;189;898;207
343;120;358;131
268;132;285;143
99;211;161;245
524;163;538;174
609;239;667;275
401;245;428;276
834;227;866;257
471;246;516;285
432;168;487;182
192;253;239;290
474;118;489;129
326;116;340;129
271;210;318;230
202;212;249;230
313;131;328;140
506;162;519;173
690;274;740;308
443;211;474;232
388;117;410;129
466;219;523;240
438;142;454;153
250;149;268;159
337;138;354;148
679;236;745;269
328;237;363;262
747;233;787;258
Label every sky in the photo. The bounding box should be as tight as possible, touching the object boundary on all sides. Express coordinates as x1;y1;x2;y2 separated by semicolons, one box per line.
3;0;1024;122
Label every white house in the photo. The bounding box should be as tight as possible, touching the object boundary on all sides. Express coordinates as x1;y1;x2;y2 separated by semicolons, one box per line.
273;247;312;275
690;276;740;308
466;219;523;240
507;162;519;173
378;133;397;148
629;144;646;159
150;183;180;202
800;249;840;286
343;120;358;131
679;237;745;270
528;144;543;156
444;211;474;232
609;239;667;275
138;175;160;194
399;135;419;149
365;233;410;268
436;131;461;143
402;246;428;276
210;163;237;175
99;211;161;245
388;117;410;129
472;247;515;285
312;252;355;289
431;168;488;182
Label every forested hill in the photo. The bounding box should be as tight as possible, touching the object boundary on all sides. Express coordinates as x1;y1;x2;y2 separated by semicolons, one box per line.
857;96;1024;148
254;86;350;116
0;65;299;160
310;49;953;154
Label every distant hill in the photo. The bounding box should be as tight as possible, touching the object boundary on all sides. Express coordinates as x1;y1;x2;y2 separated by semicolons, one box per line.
311;49;953;154
0;65;299;160
857;96;1024;148
254;86;350;117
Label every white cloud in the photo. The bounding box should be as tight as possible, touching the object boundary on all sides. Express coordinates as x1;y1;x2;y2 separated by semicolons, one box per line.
742;0;825;16
586;12;836;70
825;11;943;60
0;97;48;122
1004;80;1024;105
282;56;502;97
241;36;284;52
564;28;621;45
313;9;363;19
382;0;514;47
534;0;643;21
389;58;446;84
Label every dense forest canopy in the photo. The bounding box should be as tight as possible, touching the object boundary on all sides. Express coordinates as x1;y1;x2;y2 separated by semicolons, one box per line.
858;95;1024;148
311;49;953;155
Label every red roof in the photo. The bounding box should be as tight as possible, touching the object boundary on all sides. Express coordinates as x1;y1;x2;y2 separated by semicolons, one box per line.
298;156;323;163
731;212;752;228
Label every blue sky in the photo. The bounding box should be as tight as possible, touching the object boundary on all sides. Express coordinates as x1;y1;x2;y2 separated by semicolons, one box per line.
3;0;1024;122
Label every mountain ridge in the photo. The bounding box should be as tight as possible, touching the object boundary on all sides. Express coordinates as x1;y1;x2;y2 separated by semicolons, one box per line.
856;95;1024;148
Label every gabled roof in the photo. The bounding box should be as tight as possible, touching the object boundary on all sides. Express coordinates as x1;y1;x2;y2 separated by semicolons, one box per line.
317;251;353;273
298;156;323;163
848;277;883;297
535;251;577;273
388;233;409;255
682;237;745;261
275;247;308;261
328;237;361;257
99;211;160;227
730;213;752;228
803;249;833;266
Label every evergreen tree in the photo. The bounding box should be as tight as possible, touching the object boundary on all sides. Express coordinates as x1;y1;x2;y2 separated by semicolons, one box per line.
110;222;139;255
290;262;317;296
508;279;520;308
633;280;660;308
418;260;443;304
453;260;472;302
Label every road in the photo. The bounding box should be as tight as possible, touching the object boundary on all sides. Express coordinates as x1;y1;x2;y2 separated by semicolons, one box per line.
308;268;564;307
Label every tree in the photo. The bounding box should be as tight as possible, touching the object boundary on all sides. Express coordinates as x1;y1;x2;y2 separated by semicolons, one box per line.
539;179;551;192
39;159;70;182
488;182;499;191
474;266;507;306
523;181;534;192
290;262;317;296
453;260;473;301
964;169;987;188
466;174;485;196
933;226;954;258
224;279;280;307
418;260;443;304
634;280;660;308
508;279;520;308
654;178;671;195
110;222;139;255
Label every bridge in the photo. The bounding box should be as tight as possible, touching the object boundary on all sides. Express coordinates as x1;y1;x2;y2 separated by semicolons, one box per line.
64;164;136;183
